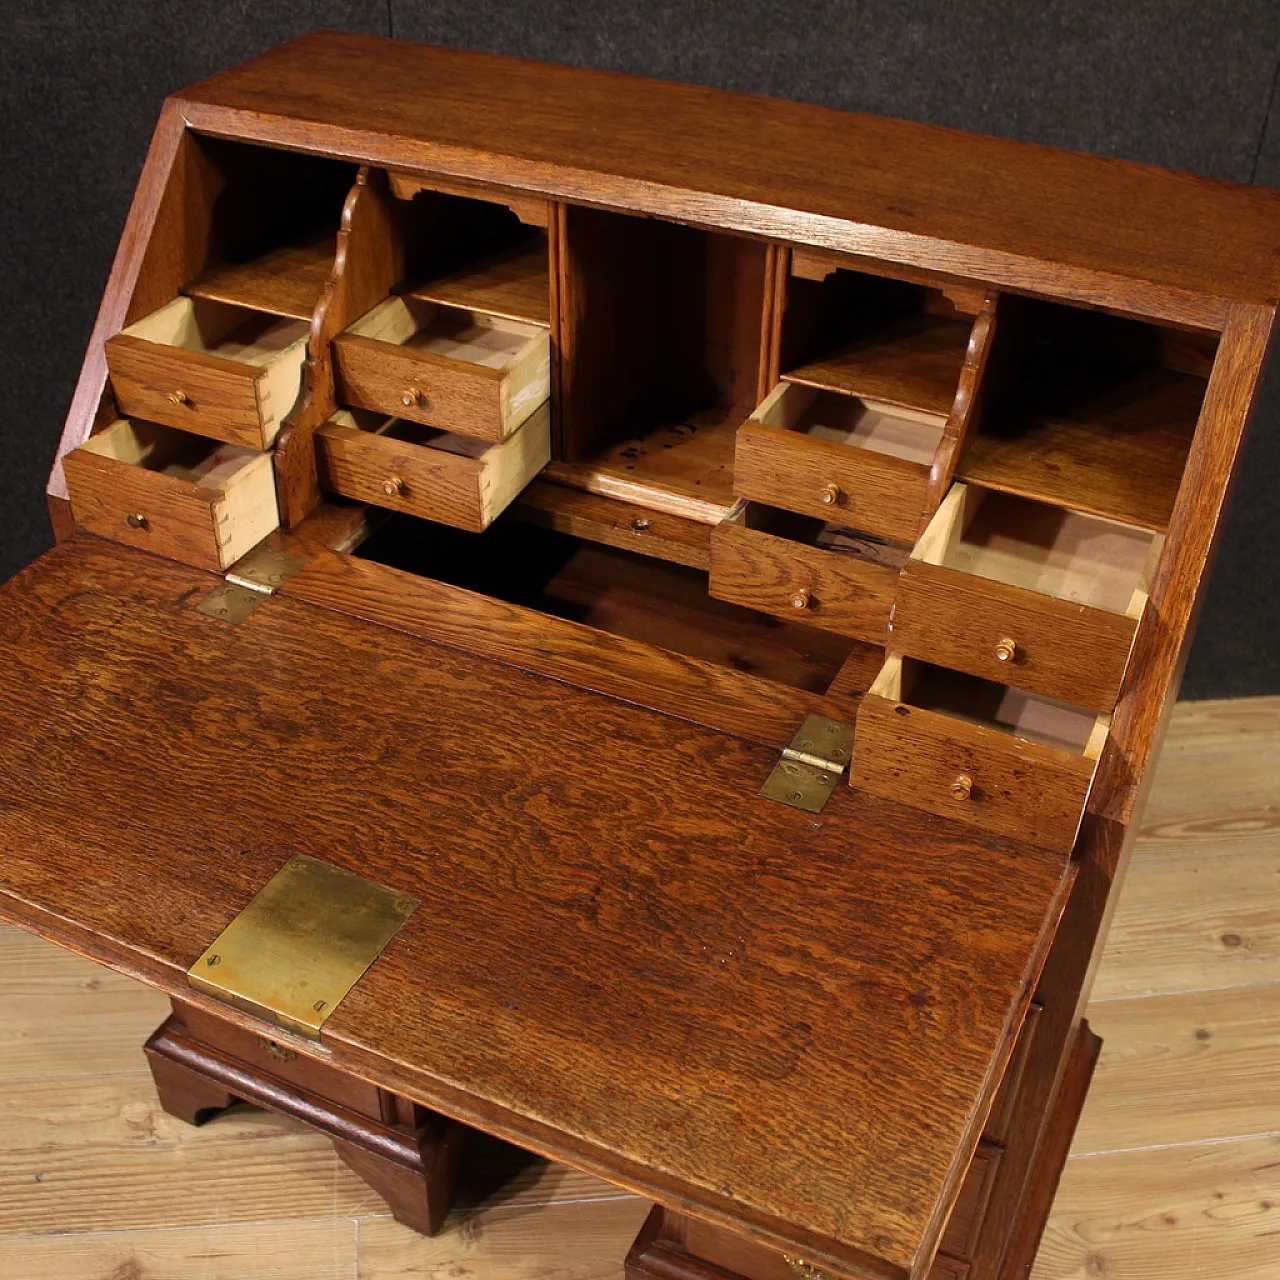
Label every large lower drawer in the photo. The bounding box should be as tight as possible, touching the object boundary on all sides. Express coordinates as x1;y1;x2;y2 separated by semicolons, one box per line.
105;296;308;449
735;382;946;541
317;404;550;532
709;501;902;644
893;484;1160;712
62;418;279;571
853;656;1108;851
333;297;550;443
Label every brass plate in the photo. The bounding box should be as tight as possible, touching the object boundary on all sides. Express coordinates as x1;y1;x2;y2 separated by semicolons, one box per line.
759;714;854;814
196;581;268;624
188;855;419;1039
228;549;306;592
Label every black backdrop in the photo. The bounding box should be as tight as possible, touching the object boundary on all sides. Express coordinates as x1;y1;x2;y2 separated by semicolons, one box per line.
4;2;1278;697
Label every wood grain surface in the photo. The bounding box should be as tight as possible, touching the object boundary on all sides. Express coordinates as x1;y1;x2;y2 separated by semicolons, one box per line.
0;536;1072;1280
174;32;1280;323
186;234;337;321
893;560;1138;713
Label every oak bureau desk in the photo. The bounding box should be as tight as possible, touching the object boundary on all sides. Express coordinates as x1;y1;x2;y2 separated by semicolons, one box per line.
2;29;1276;1280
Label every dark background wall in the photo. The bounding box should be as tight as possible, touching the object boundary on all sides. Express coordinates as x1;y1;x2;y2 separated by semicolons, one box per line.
3;2;1277;697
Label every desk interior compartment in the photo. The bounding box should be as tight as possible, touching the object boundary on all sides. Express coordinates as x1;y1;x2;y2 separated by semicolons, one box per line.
854;656;1108;850
958;296;1213;531
545;206;771;522
894;483;1162;711
736;381;947;540
317;404;551;532
105;297;309;450
333;298;550;444
62;418;279;571
780;256;976;418
709;500;905;644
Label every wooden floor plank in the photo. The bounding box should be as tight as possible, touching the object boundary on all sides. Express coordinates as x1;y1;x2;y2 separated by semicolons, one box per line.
359;1199;652;1280
1075;984;1280;1155
0;930;167;1079
1161;697;1280;755
1091;842;1280;1000
1032;1133;1280;1280
0;1219;358;1280
1136;747;1280;850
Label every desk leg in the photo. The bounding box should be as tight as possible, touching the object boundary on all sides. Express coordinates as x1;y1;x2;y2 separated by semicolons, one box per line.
143;1000;466;1235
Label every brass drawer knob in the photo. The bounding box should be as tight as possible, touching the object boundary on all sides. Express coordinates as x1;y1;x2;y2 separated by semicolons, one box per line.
950;773;974;802
994;637;1018;663
819;483;842;506
167;389;190;406
401;386;426;409
125;512;148;530
381;476;406;498
790;588;812;610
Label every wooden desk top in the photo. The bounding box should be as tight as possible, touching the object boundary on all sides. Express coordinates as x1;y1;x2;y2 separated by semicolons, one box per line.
0;537;1071;1280
174;30;1280;324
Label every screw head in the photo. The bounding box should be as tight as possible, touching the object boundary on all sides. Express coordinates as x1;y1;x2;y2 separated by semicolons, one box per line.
819;483;841;506
205;954;221;968
381;476;406;498
630;517;652;532
312;999;327;1013
401;386;425;408
790;588;812;610
950;773;974;802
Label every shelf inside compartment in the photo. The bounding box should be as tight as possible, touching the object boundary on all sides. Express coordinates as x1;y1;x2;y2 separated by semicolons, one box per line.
781;265;974;417
355;513;863;696
397;181;551;328
926;486;1160;615
408;238;550;328
891;659;1103;756
186;233;336;322
958;300;1212;531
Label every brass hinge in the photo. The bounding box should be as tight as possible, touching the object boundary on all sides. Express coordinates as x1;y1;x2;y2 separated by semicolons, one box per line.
759;714;853;813
196;548;306;624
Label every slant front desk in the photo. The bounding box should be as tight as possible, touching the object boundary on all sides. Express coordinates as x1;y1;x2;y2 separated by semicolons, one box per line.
3;30;1277;1280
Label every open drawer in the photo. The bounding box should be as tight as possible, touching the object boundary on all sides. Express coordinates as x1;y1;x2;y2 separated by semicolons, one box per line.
735;382;947;541
62;418;279;571
894;484;1162;712
332;297;550;443
709;500;903;644
854;656;1108;850
105;297;309;449
317;404;550;532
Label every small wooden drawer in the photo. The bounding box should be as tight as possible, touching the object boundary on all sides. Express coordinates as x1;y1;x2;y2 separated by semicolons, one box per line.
177;1003;384;1121
63;418;279;572
105;296;308;449
333;297;550;443
735;382;946;541
853;657;1108;850
893;484;1161;712
938;1141;1003;1264
709;501;903;644
317;404;550;532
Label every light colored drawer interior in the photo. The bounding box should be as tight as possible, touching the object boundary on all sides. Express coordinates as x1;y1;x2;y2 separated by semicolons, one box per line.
64;418;279;571
107;296;308;447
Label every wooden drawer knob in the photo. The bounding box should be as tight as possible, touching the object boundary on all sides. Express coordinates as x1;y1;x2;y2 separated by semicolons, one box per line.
401;386;426;409
994;637;1018;663
381;476;407;498
819;483;842;506
950;773;974;802
166;389;190;406
125;512;148;530
790;588;812;611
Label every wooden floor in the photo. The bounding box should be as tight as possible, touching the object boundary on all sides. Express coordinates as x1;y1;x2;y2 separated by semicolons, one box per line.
1;696;1277;1280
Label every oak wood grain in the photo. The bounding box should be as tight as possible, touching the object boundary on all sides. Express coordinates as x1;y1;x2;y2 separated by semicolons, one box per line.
0;536;1070;1280
893;560;1138;713
186;233;336;321
408;238;551;327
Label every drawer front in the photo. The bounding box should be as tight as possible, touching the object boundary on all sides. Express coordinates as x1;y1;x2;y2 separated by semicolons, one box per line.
895;560;1138;712
177;1004;384;1121
983;1001;1043;1146
63;447;226;571
736;418;930;542
710;520;898;644
853;692;1099;850
334;334;513;443
106;333;269;449
939;1141;1003;1263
